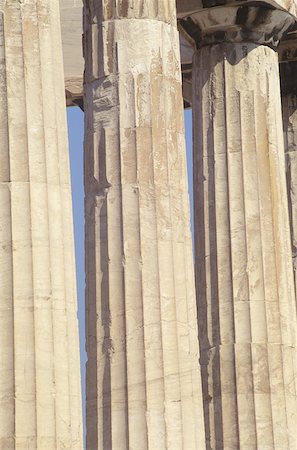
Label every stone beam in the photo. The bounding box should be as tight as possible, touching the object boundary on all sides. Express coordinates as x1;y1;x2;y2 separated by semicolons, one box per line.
176;0;202;18
176;0;297;18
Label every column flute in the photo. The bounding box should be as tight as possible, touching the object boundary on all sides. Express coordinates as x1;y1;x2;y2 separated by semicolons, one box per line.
181;5;297;449
83;1;206;449
0;1;83;448
280;34;297;296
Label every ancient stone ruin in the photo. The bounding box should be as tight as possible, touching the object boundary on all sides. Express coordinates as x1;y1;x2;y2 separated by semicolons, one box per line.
1;0;297;448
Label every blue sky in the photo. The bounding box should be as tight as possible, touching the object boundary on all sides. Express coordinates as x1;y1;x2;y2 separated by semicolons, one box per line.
66;107;193;440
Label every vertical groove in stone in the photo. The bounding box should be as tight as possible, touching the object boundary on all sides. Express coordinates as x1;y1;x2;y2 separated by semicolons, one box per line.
50;1;83;446
280;91;297;443
0;1;83;448
193;42;297;450
0;9;14;449
7;4;37;446
87;0;176;22
23;2;56;447
282;93;297;296
84;0;206;448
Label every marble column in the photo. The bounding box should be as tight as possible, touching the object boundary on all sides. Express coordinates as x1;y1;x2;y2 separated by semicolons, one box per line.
280;36;297;295
83;1;205;449
188;6;297;449
0;1;83;448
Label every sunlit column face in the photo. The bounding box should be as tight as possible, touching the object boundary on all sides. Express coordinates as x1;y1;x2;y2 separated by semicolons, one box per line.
191;25;297;450
83;1;205;449
0;2;83;448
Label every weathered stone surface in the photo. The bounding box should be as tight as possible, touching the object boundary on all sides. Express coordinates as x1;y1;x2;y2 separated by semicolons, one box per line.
176;0;297;18
180;5;295;48
193;41;297;449
59;0;84;107
283;92;297;294
83;0;205;448
0;1;83;448
59;0;197;107
178;2;297;106
280;34;297;297
58;0;297;107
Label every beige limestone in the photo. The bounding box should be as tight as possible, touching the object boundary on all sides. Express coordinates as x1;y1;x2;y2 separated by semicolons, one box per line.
193;40;297;449
59;0;84;107
83;1;205;449
0;1;83;448
58;1;199;108
280;35;297;298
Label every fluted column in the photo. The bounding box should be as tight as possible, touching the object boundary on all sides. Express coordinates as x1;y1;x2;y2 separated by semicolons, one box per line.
0;2;82;448
83;1;205;449
280;37;297;295
186;6;297;449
